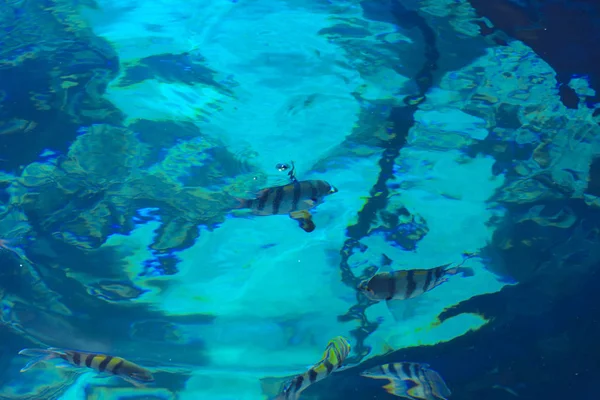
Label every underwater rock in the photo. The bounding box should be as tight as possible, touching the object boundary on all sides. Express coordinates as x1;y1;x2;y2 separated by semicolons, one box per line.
66;124;147;181
0;251;72;318
0;369;78;400
532;139;552;168
0;0;122;171
1;301;112;353
86;280;146;302
371;207;429;251
116;53;232;94
7;124;145;249
0;119;37;137
7;119;244;253
83;386;177;400
586;156;600;198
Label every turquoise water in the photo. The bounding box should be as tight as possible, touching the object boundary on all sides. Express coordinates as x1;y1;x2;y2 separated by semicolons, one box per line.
1;0;600;399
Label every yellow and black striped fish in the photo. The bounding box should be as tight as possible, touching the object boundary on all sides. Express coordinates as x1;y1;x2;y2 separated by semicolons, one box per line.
358;263;474;302
236;179;337;216
19;347;154;386
361;362;451;399
276;336;351;400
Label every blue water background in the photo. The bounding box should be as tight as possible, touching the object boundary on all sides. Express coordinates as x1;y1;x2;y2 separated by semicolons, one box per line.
1;0;600;399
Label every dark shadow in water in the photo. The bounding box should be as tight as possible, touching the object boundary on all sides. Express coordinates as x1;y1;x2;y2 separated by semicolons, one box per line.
310;242;600;399
336;0;491;363
469;0;600;108
116;53;233;94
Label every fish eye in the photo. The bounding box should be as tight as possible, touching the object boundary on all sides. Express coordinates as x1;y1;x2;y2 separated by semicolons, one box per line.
276;163;289;171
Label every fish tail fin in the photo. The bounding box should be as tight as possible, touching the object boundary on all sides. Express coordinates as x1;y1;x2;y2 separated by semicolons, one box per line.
455;266;474;277
18;348;65;372
423;368;452;398
260;375;296;400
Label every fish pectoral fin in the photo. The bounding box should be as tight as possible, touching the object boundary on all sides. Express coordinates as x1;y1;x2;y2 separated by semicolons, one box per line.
435;277;449;287
303;199;316;207
385;299;410;322
55;361;75;369
289;210;311;220
385;298;427;322
383;377;421;398
289;211;316;233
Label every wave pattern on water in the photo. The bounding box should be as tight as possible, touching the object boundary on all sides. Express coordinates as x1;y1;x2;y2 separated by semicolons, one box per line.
0;0;599;399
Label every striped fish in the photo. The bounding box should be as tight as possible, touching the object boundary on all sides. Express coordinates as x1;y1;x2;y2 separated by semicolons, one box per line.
361;362;451;399
358;263;474;302
276;336;351;400
237;179;337;216
18;347;154;386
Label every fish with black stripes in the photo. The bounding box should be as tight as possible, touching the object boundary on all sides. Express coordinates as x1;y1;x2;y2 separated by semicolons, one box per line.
274;336;351;400
358;255;475;303
18;347;154;387
361;362;451;399
235;179;337;232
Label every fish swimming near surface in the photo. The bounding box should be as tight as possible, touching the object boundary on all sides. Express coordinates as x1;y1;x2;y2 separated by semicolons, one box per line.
358;261;474;302
361;362;451;399
235;179;337;232
18;347;154;387
275;336;351;400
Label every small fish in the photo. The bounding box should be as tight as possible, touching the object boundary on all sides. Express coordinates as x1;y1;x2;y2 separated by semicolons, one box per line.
235;179;337;232
358;262;474;302
18;347;154;387
361;362;451;399
276;336;351;400
237;180;337;216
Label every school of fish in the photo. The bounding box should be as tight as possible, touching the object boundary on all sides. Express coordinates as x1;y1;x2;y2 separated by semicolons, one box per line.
10;163;477;399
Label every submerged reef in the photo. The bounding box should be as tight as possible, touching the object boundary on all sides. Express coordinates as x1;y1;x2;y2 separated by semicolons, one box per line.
0;0;599;399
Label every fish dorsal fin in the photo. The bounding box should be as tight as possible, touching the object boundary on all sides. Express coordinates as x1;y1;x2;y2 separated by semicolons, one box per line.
381;254;393;267
438;262;454;271
375;254;395;274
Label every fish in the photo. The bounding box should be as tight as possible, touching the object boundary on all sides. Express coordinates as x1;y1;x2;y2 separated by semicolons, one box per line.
276;336;351;400
237;180;337;216
235;179;337;231
361;362;451;399
357;262;474;302
18;347;154;387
